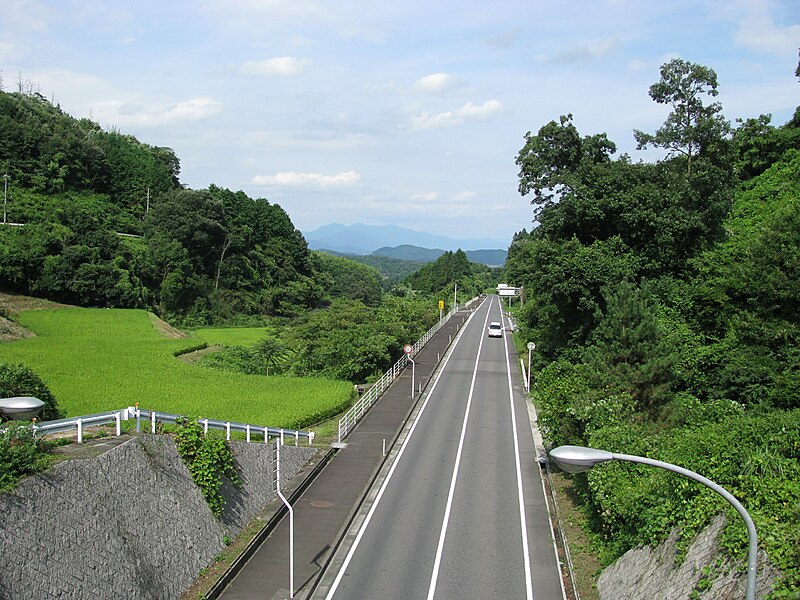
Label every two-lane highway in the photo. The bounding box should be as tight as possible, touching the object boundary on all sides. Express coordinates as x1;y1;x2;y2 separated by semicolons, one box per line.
316;296;564;600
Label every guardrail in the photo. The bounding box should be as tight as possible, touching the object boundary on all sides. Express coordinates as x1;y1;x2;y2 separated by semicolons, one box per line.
28;409;126;442
337;297;481;443
132;407;313;446
8;406;314;446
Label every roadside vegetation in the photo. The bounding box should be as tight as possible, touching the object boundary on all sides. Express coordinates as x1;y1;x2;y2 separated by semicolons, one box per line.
507;58;800;597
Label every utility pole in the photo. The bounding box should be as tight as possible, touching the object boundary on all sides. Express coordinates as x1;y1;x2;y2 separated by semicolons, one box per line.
3;173;9;225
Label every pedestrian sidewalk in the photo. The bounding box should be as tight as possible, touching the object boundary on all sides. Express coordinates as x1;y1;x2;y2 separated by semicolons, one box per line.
216;310;473;600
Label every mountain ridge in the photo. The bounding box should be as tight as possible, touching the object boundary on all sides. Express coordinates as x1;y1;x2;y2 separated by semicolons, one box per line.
303;222;508;255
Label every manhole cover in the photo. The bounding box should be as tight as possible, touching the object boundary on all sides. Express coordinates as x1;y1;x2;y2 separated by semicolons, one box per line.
311;500;333;509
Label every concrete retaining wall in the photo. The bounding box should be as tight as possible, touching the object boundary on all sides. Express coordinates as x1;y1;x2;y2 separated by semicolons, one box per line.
597;514;780;600
0;435;317;599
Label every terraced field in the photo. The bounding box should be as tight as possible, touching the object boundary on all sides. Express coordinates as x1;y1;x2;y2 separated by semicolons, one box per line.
0;307;352;429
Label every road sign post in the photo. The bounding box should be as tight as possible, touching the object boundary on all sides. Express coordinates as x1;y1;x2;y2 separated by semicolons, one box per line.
404;344;415;398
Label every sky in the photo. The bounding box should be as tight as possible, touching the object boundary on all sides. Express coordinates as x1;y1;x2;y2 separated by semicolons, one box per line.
2;0;798;247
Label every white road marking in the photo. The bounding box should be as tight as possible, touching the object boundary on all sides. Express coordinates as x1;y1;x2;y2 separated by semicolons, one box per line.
324;304;481;600
425;304;492;600
501;306;535;600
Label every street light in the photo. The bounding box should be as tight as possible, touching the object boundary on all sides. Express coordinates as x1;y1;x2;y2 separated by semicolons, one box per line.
549;445;758;600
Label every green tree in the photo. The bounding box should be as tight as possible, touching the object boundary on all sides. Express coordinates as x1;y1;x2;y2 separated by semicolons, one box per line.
510;236;642;357
634;58;731;176
315;251;383;306
583;280;675;415
254;337;290;376
516;114;616;218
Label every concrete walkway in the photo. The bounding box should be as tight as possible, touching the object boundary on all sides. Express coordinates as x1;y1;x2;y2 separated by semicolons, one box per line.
217;310;473;600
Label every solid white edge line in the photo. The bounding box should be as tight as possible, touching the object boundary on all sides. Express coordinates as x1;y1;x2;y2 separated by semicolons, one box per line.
501;305;535;600
425;300;492;600
323;301;484;600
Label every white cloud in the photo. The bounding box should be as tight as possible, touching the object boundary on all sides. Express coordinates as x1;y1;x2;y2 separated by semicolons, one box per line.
92;96;222;127
626;58;649;73
550;38;621;63
453;191;476;200
0;0;52;61
413;72;462;93
240;56;311;76
251;170;361;188
412;191;440;201
407;99;503;132
735;15;800;56
484;28;521;49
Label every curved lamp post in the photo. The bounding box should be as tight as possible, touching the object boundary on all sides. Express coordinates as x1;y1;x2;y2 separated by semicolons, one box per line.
549;445;758;600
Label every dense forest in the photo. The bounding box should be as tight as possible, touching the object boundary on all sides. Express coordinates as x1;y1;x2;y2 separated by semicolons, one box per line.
506;58;800;596
0;89;492;383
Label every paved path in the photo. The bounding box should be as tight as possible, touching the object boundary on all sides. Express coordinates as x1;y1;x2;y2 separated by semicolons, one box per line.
218;310;472;600
314;296;564;600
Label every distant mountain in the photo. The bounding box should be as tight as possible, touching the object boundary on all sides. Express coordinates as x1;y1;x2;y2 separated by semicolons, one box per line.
372;245;507;267
464;249;508;267
372;245;442;262
316;250;426;286
303;223;507;255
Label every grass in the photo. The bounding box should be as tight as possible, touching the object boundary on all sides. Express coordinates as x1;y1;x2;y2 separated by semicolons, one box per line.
549;470;602;600
0;307;353;429
193;326;276;347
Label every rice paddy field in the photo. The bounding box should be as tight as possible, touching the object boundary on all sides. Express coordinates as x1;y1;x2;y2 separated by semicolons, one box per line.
193;326;275;347
0;308;353;429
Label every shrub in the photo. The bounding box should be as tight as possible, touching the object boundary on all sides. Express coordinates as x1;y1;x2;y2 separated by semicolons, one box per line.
0;424;50;491
0;362;63;420
173;417;241;517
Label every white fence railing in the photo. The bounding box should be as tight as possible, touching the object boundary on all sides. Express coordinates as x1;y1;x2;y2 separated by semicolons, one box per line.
337;297;481;443
10;406;314;446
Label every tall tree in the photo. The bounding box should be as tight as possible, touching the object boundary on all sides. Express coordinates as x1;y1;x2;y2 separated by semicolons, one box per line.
516;114;616;218
634;58;730;175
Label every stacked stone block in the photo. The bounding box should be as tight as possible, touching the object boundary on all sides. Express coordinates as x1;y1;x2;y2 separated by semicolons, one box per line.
0;435;317;599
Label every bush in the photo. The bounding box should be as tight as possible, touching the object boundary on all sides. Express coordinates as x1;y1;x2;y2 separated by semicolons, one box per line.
173;417;241;517
0;424;50;491
583;410;800;595
0;363;63;420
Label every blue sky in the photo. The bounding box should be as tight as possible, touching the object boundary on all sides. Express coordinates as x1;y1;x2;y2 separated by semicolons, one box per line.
2;0;798;246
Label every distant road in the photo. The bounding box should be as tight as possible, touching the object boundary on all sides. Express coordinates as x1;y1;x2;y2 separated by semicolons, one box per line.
316;296;564;600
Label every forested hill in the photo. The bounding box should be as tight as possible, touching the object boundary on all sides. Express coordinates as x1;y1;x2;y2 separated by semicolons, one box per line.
0;90;322;324
0;90;180;221
505;58;800;595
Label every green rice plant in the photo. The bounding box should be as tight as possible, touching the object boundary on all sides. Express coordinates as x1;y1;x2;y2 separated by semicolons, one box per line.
0;308;352;429
194;326;276;347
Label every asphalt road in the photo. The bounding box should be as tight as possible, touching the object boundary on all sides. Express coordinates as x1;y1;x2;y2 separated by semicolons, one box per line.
317;296;564;600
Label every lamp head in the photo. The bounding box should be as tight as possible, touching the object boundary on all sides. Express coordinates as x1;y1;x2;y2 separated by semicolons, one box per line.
549;445;613;473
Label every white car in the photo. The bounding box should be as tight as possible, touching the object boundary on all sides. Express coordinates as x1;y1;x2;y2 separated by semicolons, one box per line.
487;322;503;338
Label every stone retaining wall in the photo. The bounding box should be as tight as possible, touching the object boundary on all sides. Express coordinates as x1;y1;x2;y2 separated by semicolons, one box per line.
597;514;780;600
0;435;317;599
